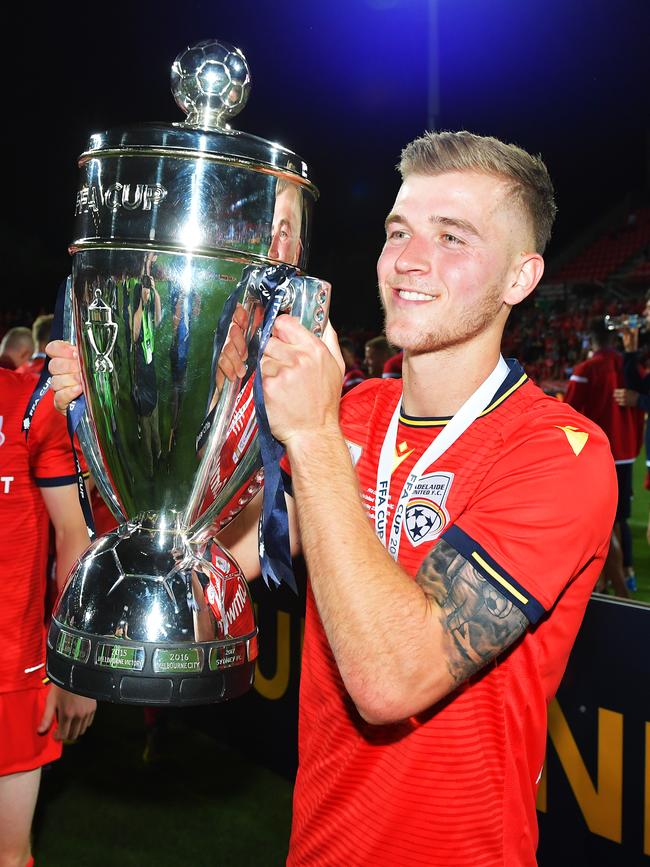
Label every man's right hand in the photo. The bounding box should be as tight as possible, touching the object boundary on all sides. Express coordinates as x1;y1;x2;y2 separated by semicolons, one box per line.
45;340;83;415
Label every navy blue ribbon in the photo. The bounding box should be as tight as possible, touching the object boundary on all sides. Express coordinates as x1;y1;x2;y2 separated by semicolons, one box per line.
22;276;95;540
252;265;298;593
66;396;95;540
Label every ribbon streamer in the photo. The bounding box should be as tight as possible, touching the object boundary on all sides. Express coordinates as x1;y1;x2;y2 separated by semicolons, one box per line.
251;265;298;593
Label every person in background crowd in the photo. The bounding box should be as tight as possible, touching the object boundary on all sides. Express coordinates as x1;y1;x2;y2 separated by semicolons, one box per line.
565;318;643;597
613;290;650;577
0;327;35;371
382;349;404;379
363;334;393;377
0;368;96;867
18;315;54;377
339;337;367;395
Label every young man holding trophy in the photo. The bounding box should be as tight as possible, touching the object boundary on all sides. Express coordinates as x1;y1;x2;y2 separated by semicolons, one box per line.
48;130;616;866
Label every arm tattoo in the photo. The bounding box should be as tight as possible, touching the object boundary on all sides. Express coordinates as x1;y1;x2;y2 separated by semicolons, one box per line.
416;538;529;685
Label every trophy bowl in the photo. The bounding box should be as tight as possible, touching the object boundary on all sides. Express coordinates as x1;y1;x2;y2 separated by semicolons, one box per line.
46;40;330;706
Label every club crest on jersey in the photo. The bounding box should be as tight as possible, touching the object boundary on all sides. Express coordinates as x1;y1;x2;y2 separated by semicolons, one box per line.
404;471;454;546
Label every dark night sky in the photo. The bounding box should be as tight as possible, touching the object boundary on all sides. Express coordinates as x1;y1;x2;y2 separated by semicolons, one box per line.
6;0;650;332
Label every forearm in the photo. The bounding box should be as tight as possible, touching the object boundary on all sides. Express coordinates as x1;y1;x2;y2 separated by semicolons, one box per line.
286;427;447;723
54;523;91;590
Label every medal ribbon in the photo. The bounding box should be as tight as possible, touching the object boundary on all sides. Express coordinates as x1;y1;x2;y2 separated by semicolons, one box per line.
374;356;509;560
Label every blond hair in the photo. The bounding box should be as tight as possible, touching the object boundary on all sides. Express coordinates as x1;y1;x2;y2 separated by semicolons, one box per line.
399;130;557;253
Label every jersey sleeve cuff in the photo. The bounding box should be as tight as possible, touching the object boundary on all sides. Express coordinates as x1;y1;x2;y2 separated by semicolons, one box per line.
441;524;546;625
34;474;78;488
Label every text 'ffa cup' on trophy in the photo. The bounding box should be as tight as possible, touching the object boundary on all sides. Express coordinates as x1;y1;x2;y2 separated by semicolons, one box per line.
46;40;330;706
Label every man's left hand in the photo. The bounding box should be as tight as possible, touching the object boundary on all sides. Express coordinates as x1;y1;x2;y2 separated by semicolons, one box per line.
38;684;96;742
261;316;344;446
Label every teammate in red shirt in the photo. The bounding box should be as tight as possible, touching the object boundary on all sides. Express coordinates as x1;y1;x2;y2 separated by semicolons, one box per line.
565;319;642;463
0;369;95;867
565;319;643;597
48;132;616;866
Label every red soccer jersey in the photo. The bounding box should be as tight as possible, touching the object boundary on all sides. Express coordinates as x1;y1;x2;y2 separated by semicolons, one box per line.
0;369;78;692
565;348;643;462
288;360;616;867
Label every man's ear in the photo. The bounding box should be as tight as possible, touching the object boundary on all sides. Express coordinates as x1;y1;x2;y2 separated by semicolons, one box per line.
504;253;545;306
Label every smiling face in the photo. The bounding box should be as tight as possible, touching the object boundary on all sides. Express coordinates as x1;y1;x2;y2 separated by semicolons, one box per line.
377;171;536;355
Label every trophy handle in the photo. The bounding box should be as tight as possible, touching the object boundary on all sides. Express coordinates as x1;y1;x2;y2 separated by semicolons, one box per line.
182;268;261;536
64;278;128;526
184;272;330;545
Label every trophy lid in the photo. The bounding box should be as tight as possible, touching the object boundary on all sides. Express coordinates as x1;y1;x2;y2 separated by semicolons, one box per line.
80;40;316;196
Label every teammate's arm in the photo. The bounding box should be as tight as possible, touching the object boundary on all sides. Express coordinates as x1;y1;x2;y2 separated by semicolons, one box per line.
40;485;91;591
38;484;96;740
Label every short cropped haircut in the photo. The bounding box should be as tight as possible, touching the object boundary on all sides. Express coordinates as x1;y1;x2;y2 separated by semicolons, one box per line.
0;326;33;354
589;317;612;348
32;314;53;346
399;130;557;254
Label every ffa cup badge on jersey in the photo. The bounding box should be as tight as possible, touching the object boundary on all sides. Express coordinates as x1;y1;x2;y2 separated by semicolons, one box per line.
345;439;362;466
404;471;454;546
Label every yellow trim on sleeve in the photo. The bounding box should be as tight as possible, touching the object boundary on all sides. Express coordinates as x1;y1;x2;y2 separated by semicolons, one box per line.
471;551;529;605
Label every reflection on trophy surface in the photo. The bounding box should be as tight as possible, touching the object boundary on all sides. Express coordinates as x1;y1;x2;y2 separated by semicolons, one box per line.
46;40;330;706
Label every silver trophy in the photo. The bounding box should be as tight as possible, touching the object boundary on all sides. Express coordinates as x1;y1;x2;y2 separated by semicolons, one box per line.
46;40;330;706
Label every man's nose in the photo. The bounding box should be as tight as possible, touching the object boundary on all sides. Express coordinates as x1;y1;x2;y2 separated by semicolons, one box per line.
394;235;430;273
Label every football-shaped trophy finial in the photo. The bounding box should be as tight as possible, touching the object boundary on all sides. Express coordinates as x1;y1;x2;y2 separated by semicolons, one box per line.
171;40;251;130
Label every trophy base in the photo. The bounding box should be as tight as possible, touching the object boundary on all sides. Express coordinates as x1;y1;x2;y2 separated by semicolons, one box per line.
47;620;256;706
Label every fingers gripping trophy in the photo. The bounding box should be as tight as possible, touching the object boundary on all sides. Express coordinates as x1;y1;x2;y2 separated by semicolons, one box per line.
46;41;330;706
